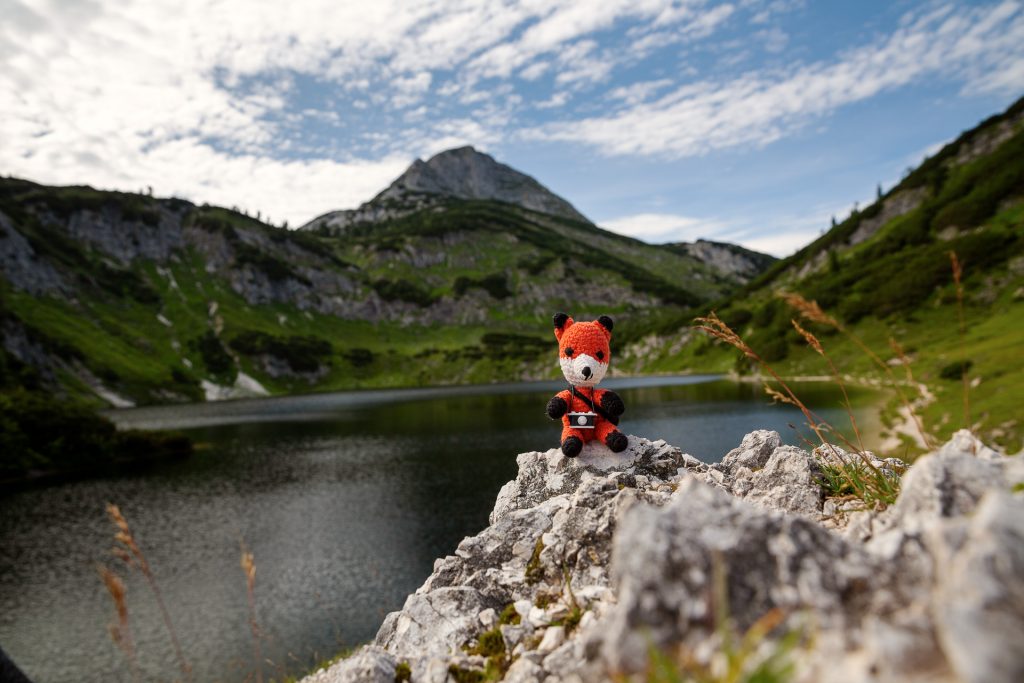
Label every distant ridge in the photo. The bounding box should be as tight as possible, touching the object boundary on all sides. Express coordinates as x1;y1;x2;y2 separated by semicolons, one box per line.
302;146;590;232
664;239;777;283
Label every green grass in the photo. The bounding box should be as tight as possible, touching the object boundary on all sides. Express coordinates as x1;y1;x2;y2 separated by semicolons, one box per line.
818;458;901;509
619;105;1024;455
2;173;766;405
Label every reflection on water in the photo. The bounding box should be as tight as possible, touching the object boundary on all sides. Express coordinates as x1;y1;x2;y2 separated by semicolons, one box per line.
0;376;874;682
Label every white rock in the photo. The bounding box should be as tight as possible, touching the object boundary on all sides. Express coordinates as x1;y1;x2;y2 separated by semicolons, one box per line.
537;625;566;653
303;431;1022;683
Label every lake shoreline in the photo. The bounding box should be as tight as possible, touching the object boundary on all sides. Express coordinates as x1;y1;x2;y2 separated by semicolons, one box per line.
103;373;728;431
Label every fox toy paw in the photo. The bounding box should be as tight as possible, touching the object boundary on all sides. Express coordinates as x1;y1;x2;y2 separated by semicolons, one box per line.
561;436;583;458
605;430;627;452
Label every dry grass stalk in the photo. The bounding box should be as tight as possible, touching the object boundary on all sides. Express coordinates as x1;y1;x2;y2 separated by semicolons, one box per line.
694;312;838;456
791;320;865;453
786;421;822;453
100;566;140;683
949;250;971;432
240;541;264;683
106;503;193;683
763;385;794;406
780;292;934;450
696;307;901;509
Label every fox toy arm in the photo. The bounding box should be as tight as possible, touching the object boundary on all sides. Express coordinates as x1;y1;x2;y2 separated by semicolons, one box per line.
599;390;625;417
546;390;572;420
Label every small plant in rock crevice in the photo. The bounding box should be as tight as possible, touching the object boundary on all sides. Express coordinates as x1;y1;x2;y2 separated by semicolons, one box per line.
458;625;511;681
551;565;585;635
627;557;807;683
498;603;521;626
394;660;412;682
818;459;901;510
525;536;545;584
694;299;910;511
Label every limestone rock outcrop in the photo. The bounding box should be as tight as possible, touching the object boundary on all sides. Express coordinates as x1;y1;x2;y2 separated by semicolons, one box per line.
302;146;590;232
306;429;1023;683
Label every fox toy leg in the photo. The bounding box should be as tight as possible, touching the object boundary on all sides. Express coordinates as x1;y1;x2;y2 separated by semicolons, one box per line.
595;419;628;453
560;424;591;457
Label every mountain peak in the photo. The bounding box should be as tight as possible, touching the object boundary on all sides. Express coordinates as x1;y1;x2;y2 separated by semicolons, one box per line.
302;147;589;231
375;146;589;223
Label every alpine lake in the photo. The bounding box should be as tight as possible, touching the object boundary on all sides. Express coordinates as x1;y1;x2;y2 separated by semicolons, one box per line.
0;375;881;682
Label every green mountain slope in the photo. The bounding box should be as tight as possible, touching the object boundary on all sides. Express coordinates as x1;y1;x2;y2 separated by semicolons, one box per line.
620;96;1024;453
0;175;769;408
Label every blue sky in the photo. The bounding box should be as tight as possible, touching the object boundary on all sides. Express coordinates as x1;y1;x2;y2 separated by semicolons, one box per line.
2;1;1023;255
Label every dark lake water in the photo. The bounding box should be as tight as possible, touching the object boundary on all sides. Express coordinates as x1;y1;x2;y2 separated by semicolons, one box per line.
0;376;876;683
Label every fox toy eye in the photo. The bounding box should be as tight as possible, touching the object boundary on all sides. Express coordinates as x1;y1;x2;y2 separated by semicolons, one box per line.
564;347;574;357
596;351;604;360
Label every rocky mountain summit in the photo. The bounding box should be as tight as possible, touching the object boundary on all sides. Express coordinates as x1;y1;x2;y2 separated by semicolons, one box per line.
305;430;1023;683
666;239;777;283
302;147;589;232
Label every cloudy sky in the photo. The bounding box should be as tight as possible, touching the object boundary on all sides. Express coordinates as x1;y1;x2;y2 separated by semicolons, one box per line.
2;0;1023;255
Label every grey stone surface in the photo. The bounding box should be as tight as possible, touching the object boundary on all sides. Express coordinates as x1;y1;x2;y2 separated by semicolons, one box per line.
301;646;398;683
305;431;1024;683
303;146;590;232
720;428;782;471
931;491;1024;683
741;444;825;516
596;478;877;673
667;238;776;282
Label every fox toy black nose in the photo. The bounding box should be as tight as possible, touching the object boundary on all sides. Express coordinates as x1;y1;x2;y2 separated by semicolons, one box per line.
581;366;592;378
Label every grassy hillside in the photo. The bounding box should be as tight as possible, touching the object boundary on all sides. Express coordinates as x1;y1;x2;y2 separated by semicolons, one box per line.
619;96;1024;454
0;181;760;408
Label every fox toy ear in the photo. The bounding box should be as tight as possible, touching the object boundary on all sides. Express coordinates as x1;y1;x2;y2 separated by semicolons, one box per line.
553;312;573;341
596;315;613;338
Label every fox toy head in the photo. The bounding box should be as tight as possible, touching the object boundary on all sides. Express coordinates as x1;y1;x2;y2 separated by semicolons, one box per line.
553;312;613;388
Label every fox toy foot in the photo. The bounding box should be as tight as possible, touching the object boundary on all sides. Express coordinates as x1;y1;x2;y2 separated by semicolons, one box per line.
561;436;583;458
605;430;628;453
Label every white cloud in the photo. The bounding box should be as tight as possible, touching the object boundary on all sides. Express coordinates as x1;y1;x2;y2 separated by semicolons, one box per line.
3;0;1017;233
536;92;571;109
0;0;740;225
532;2;1024;158
601;209;816;257
600;212;727;242
519;61;551;81
735;229;817;257
391;71;433;107
608;79;674;105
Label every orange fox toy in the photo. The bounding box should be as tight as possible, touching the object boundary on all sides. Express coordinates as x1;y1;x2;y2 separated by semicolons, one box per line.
546;312;627;458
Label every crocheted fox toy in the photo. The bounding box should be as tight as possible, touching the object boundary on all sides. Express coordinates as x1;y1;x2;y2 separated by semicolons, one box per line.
546;312;627;457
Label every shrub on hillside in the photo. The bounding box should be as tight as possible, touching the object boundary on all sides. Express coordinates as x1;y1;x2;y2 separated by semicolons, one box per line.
229;331;332;373
372;279;437;307
454;274;513;299
939;360;973;380
0;391;191;480
480;332;548;360
191;331;234;377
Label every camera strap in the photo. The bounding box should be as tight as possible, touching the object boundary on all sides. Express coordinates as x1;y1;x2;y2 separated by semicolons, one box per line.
568;385;618;425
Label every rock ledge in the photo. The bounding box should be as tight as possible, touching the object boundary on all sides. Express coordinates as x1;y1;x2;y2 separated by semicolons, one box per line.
305;430;1024;683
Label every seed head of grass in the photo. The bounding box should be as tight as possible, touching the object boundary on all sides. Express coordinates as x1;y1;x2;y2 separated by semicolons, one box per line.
693;312;754;358
949;250;963;286
791;320;824;356
779;292;838;328
105;502;192;682
99;565;140;682
241;549;256;592
764;384;795;406
107;503;147;572
100;566;128;625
